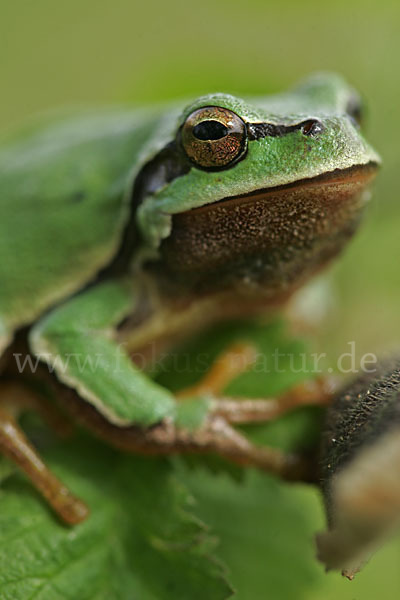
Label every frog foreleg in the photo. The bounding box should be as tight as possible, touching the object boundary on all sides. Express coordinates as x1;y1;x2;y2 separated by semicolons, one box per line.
29;279;177;430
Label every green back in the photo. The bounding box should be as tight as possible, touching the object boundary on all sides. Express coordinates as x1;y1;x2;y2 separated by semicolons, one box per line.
0;109;161;337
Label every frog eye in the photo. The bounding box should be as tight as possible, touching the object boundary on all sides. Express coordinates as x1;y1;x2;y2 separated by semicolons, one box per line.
346;94;363;127
181;106;247;169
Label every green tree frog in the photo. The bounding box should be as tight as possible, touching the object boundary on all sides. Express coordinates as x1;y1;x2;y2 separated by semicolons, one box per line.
0;73;379;524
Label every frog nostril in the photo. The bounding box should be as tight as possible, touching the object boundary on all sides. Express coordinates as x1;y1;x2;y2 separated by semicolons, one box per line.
301;119;324;137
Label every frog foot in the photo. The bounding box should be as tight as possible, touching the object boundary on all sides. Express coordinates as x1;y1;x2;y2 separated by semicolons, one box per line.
177;341;339;424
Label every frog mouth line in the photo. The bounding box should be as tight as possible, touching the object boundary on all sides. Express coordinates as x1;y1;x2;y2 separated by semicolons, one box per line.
193;161;379;212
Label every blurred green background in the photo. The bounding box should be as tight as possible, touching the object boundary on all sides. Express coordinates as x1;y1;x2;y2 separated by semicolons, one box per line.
1;0;399;598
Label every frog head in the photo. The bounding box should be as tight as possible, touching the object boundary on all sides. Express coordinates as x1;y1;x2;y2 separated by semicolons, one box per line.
135;73;380;300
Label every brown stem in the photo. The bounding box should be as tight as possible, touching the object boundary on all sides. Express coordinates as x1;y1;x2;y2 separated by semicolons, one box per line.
0;406;88;525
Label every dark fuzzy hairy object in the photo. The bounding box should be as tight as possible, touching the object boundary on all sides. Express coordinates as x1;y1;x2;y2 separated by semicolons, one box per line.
317;355;400;577
320;356;400;496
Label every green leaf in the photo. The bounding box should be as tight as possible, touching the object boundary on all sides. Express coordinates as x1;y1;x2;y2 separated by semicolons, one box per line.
175;463;323;600
0;434;231;600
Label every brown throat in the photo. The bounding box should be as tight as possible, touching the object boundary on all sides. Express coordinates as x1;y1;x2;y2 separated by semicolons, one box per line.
151;162;378;297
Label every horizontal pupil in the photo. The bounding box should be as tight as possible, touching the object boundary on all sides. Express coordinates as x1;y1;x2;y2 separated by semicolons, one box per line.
193;120;229;141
